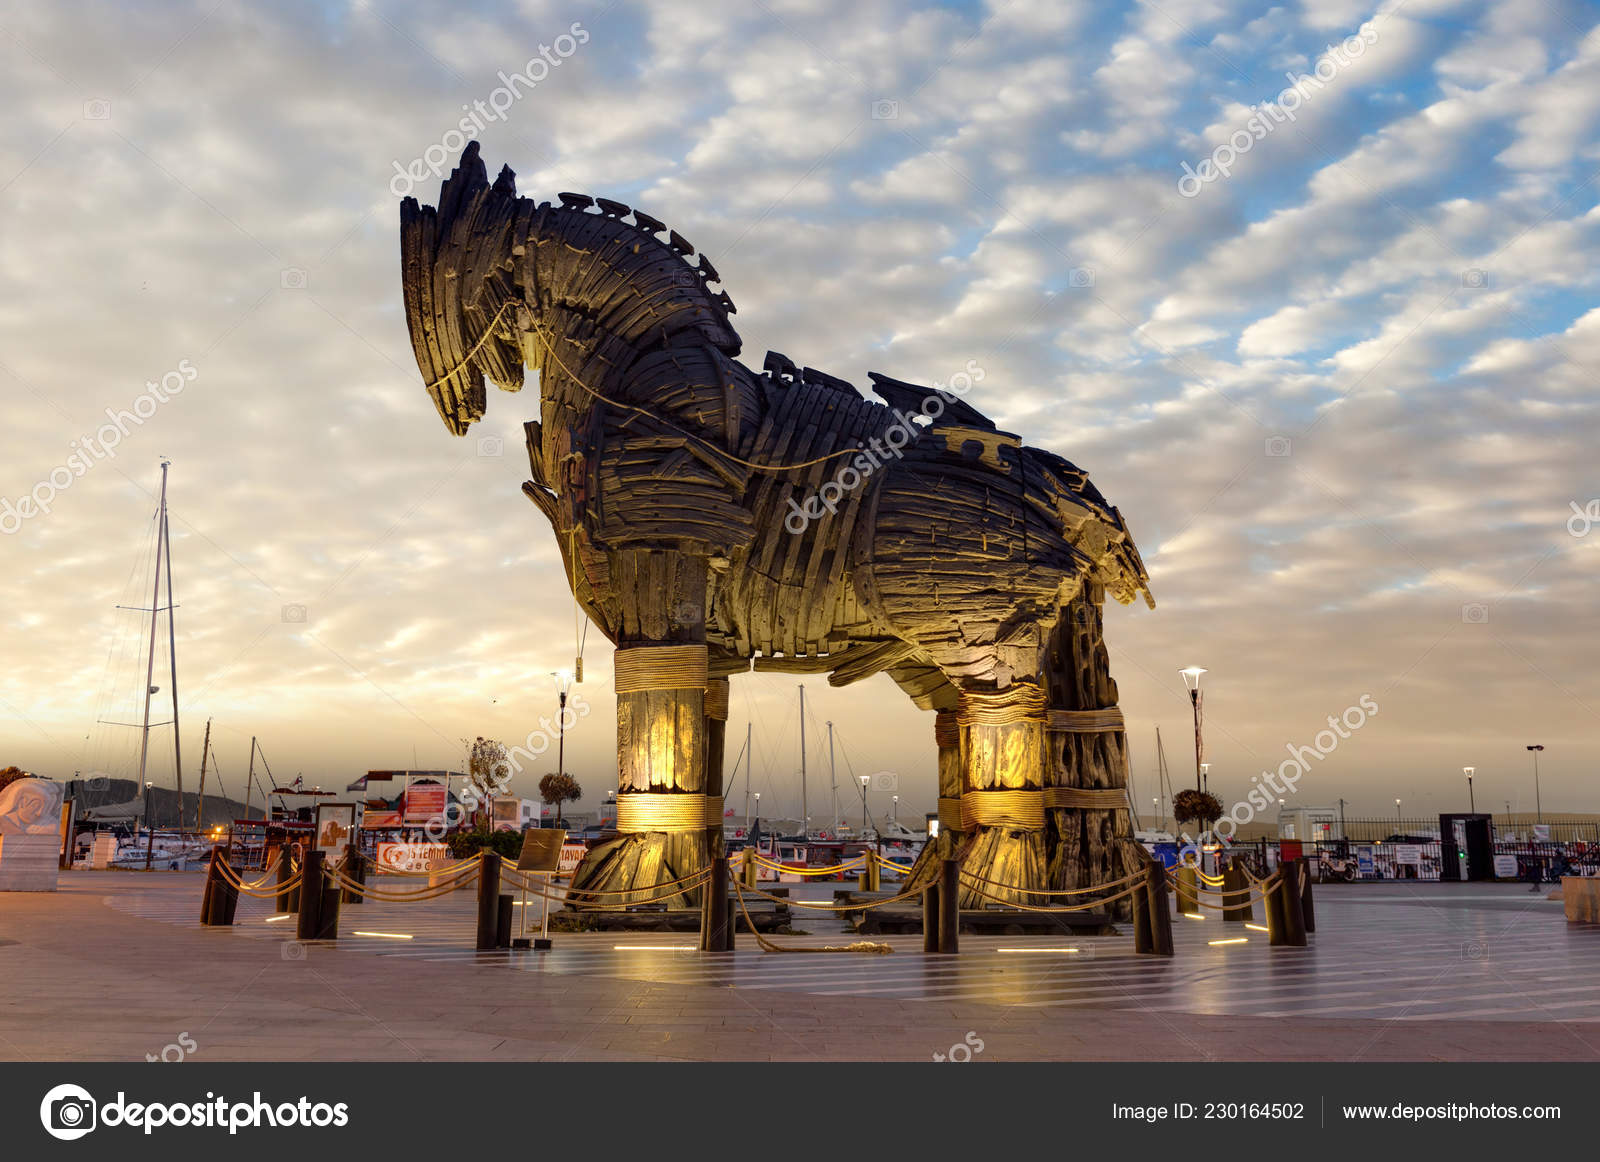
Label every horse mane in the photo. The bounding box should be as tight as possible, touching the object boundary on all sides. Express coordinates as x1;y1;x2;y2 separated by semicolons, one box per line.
401;142;740;435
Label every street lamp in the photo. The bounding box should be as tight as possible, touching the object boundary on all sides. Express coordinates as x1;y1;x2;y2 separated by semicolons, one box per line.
858;774;870;832
551;669;574;827
1464;766;1475;813
892;794;899;822
1526;745;1544;824
1154;796;1161;829
1179;666;1207;792
1395;798;1402;828
752;792;760;844
1200;762;1210;795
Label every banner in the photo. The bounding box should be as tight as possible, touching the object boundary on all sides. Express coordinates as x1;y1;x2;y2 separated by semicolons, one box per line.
375;842;450;874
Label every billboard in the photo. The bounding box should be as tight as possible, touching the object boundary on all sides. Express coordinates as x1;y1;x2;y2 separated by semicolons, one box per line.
403;782;448;824
375;842;451;874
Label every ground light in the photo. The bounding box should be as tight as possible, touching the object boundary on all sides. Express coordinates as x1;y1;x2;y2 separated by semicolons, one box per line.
995;948;1081;953
1245;923;1268;932
352;931;414;940
615;945;695;951
1208;938;1248;946
264;915;292;923
1182;912;1205;920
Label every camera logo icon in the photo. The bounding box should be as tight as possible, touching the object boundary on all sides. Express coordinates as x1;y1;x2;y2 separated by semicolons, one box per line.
83;99;111;120
1265;436;1292;457
282;940;307;961
1068;267;1095;288
40;1083;97;1141
1461;268;1489;289
872;771;899;792
1461;940;1490;961
280;267;307;289
476;435;504;457
281;604;307;623
1462;602;1490;624
870;98;899;120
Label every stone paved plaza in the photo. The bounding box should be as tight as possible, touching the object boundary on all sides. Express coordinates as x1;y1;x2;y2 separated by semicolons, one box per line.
3;873;1598;1061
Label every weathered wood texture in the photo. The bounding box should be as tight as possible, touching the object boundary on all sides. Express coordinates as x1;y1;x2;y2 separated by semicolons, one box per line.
399;143;1154;901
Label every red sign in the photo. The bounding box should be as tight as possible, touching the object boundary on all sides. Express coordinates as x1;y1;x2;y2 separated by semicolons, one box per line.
403;783;448;824
376;842;451;873
1280;840;1303;863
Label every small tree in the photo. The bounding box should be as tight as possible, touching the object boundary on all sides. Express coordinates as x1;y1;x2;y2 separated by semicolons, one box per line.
538;772;582;825
1172;789;1224;839
468;737;511;802
0;766;28;795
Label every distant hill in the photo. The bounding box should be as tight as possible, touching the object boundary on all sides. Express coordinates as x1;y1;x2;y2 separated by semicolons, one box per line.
65;777;260;830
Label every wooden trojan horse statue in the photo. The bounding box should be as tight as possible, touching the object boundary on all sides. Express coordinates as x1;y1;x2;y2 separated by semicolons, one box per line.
399;144;1154;913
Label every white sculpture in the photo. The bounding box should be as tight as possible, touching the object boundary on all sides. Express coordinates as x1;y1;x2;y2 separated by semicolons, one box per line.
0;776;63;891
0;776;64;835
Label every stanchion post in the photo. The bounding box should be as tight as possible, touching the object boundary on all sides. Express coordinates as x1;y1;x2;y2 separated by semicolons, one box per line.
1132;863;1153;954
477;851;502;951
316;881;340;941
1176;864;1198;916
1281;859;1307;946
200;845;220;925
1264;870;1286;946
276;847;295;915
1298;857;1316;933
295;851;325;942
496;893;514;949
937;857;960;954
342;847;366;905
922;884;940;953
1222;865;1251;923
219;852;241;926
1145;861;1174;957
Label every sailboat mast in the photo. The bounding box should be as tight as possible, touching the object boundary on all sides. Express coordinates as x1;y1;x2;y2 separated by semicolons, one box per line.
798;685;807;837
243;736;256;823
161;481;183;829
743;722;752;831
134;460;168;822
827;721;837;834
194;717;211;832
1155;726;1170;830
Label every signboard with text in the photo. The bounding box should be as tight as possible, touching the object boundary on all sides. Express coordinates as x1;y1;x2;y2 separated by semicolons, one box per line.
1493;854;1520;878
375;842;451;874
403;783;448;824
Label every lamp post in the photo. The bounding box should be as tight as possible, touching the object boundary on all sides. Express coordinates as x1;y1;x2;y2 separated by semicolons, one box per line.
1464;766;1475;813
892;794;899;823
858;774;870;832
1395;798;1402;828
1179;666;1207;793
1526;745;1544;824
1154;796;1161;830
1200;762;1210;795
551;669;573;827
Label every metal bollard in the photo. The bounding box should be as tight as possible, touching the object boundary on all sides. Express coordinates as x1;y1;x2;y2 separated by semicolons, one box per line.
316;885;340;941
1144;861;1174;956
1281;860;1307;946
496;893;514;949
477;851;502;951
937;858;960;954
699;856;732;952
1222;865;1252;923
1298;857;1316;933
276;848;295;914
295;851;325;942
1132;865;1153;954
1175;865;1199;916
341;848;367;905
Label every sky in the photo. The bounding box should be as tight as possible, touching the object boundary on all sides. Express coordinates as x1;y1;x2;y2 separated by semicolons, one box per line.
1;0;1597;828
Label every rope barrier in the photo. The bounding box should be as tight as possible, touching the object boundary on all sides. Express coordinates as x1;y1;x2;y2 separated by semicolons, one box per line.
730;879;927;912
955;864;1148;897
749;854;866;876
730;876;892;954
213;860;303;899
959;875;1149;913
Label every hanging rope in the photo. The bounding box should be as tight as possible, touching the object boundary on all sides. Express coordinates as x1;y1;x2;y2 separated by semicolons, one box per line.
612;644;709;693
730;876;892;954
